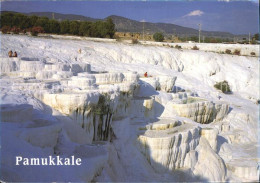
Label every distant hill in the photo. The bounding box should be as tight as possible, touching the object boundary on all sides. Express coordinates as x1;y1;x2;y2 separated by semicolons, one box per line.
1;11;245;38
108;15;234;38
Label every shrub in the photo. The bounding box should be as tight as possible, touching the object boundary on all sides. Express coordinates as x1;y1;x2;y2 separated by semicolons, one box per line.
250;52;256;56
10;26;21;34
225;49;231;54
175;45;182;49
20;29;26;34
214;81;231;93
153;32;164;42
1;26;11;34
105;18;116;38
131;38;139;44
31;32;37;36
60;20;70;34
115;37;122;42
26;28;32;34
69;21;80;35
233;49;240;55
192;45;199;50
31;26;44;36
253;33;259;41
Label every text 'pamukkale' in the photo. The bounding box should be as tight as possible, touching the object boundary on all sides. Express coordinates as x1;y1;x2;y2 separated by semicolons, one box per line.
16;156;82;166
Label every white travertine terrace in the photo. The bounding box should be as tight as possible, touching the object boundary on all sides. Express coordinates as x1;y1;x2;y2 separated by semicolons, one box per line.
0;34;258;182
170;98;229;124
137;123;200;172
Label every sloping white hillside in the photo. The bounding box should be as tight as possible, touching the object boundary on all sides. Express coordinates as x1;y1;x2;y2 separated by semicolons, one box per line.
0;34;259;182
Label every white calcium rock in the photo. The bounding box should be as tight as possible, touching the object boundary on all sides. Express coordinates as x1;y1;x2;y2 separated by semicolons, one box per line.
93;72;138;86
129;97;156;119
18;123;62;148
226;160;258;181
183;150;198;171
123;72;139;83
68;75;96;89
200;128;218;152
0;59;19;73
157;75;177;92
1;104;33;122
8;71;36;78
171;92;188;100
20;60;44;72
70;63;91;74
140;75;176;92
193;137;226;182
44;63;71;71
137;124;200;173
36;71;57;79
170;99;229;124
42;91;100;115
52;71;73;80
145;118;181;130
94;73;124;84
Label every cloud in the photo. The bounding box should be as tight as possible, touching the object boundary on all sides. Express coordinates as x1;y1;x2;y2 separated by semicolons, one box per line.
184;10;204;17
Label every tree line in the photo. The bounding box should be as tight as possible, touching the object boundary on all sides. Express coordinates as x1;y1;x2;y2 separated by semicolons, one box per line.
0;12;115;38
179;36;231;43
179;35;259;43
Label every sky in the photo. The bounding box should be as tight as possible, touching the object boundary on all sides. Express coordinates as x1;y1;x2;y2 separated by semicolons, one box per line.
1;1;259;34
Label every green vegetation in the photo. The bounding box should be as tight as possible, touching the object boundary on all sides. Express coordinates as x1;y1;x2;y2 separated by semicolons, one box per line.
233;49;240;55
138;127;147;131
214;81;231;93
31;26;44;36
179;36;231;43
93;94;112;115
204;37;230;43
0;12;115;38
153;32;164;42
92;94;114;141
225;49;231;54
253;33;259;41
192;45;199;50
175;45;182;49
189;36;199;42
131;38;139;44
1;26;10;34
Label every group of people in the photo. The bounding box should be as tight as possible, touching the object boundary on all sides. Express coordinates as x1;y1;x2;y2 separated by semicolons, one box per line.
8;50;18;57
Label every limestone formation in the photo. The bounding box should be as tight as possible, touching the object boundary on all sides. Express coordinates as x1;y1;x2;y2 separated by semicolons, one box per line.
170;97;229;124
137;123;200;172
0;34;258;182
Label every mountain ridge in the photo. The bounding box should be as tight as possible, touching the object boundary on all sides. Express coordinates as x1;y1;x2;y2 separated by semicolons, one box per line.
1;11;246;38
